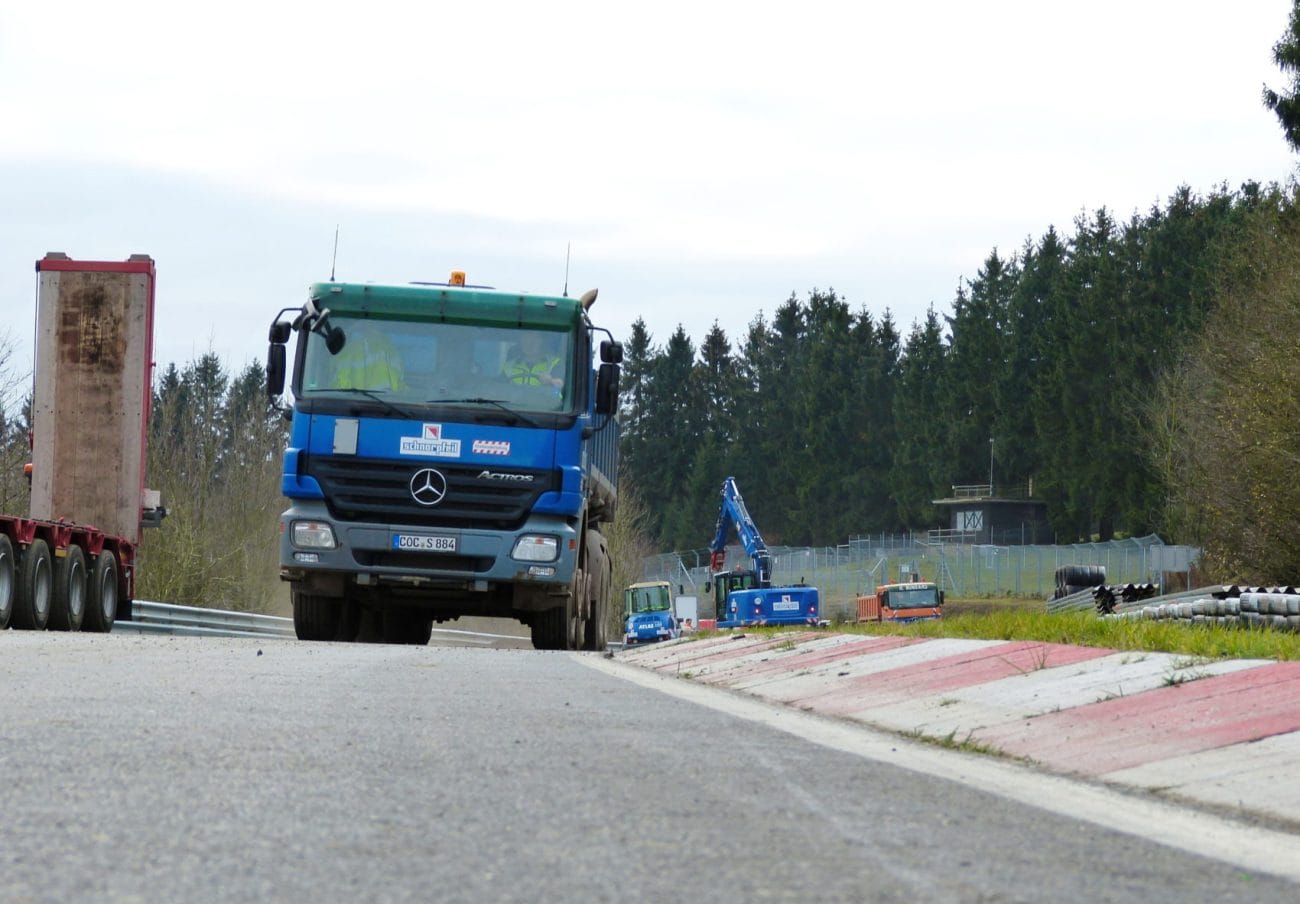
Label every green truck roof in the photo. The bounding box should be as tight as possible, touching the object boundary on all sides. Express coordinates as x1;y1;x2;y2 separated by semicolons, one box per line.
309;281;582;330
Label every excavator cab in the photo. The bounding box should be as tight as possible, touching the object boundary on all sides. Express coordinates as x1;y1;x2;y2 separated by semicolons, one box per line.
710;568;758;612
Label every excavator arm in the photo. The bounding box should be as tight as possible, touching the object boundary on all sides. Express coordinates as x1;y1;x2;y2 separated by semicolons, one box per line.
708;477;773;586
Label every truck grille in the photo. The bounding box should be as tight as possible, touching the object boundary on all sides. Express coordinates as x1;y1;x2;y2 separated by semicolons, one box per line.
304;455;557;531
352;551;495;573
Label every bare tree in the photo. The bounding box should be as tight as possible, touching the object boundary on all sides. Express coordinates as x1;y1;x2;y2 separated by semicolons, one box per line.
0;331;32;516
1149;204;1300;582
602;471;657;638
136;355;288;612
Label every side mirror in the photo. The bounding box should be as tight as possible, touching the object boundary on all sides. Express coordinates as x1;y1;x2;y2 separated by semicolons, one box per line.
267;343;286;398
600;340;623;364
268;321;291;344
595;362;620;415
319;321;346;355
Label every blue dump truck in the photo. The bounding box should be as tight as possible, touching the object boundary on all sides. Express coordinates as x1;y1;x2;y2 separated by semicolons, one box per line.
266;272;621;649
706;477;819;629
623;580;678;645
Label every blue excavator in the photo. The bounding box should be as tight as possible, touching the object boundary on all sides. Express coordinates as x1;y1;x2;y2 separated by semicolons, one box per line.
706;477;820;628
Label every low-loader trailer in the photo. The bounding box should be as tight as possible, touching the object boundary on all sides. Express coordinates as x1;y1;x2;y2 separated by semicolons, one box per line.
0;253;163;632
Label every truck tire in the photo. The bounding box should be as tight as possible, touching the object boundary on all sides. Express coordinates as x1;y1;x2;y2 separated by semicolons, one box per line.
569;568;588;650
383;609;433;645
530;604;568;650
583;530;608;651
293;590;342;641
12;539;52;630
356;607;385;643
83;551;119;633
48;544;87;632
0;534;14;630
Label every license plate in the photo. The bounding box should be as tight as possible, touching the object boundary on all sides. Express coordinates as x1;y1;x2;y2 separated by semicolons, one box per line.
771;599;799;612
391;533;458;552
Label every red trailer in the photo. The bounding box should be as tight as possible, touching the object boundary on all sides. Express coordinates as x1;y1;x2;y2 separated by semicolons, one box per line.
0;253;162;632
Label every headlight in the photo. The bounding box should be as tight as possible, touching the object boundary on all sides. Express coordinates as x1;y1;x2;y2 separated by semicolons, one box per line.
293;520;337;549
512;535;558;562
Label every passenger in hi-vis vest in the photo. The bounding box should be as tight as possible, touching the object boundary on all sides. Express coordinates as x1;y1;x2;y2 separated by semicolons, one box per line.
334;323;405;391
504;332;562;389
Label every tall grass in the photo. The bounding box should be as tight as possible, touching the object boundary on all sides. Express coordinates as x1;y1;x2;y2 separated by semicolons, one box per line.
717;600;1300;661
832;610;1300;661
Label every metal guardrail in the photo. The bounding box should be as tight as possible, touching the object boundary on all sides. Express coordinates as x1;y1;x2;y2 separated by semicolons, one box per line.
110;602;534;645
113;600;296;639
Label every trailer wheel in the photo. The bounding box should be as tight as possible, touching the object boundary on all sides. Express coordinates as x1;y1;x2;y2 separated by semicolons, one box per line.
0;535;14;630
292;590;342;641
83;551;119;633
48;545;87;632
12;539;52;630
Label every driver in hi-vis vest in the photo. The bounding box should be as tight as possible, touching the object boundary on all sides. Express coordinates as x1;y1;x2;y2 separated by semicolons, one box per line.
504;333;562;388
334;323;405;391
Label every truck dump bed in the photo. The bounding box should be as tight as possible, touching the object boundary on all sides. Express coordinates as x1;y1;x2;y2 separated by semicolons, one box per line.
29;253;156;544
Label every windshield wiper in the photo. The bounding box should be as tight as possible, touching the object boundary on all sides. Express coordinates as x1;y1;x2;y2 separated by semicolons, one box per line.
319;387;407;419
425;397;541;428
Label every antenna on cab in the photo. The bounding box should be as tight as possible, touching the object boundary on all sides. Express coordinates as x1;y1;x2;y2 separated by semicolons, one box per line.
562;242;571;297
330;226;340;282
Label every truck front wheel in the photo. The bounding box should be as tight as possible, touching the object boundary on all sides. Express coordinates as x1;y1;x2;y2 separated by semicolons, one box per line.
530;600;570;650
292;590;342;641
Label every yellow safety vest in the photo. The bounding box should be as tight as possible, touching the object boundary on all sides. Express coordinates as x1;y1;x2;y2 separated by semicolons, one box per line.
336;336;404;390
506;355;560;386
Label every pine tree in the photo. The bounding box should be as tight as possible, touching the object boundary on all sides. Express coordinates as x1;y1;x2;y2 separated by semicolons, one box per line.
1263;1;1300;152
890;309;947;528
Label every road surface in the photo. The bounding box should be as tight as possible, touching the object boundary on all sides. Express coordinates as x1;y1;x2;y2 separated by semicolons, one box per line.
0;632;1294;902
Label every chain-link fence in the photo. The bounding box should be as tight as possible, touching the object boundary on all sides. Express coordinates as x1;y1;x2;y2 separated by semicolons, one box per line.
640;535;1197;622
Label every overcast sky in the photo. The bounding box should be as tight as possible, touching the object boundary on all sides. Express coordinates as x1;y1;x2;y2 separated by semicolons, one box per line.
2;1;1297;396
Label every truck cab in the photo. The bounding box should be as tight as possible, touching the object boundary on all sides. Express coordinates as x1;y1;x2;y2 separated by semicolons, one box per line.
267;275;621;649
856;581;944;623
623;580;678;645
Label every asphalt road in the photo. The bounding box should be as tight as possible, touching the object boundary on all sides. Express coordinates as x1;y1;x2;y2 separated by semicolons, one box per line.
0;632;1295;903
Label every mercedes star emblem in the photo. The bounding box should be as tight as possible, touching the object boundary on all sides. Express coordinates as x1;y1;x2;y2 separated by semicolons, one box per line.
409;468;448;506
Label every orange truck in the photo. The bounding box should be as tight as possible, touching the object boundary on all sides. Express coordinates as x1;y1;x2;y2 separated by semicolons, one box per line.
856;580;943;623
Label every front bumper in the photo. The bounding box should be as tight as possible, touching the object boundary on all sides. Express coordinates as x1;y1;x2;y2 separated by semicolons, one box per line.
279;499;578;590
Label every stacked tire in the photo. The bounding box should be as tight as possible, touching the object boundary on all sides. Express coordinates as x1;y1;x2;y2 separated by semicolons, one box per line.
1054;564;1106;600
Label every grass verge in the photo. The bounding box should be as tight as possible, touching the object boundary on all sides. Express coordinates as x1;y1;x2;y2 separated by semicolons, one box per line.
838;602;1300;661
693;598;1300;661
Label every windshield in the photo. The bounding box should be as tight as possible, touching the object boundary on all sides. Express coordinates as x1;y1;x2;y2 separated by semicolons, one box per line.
625;586;672;614
886;587;939;608
298;316;575;413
